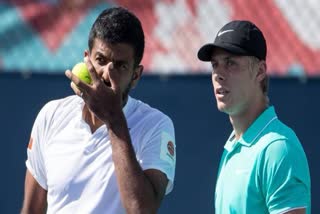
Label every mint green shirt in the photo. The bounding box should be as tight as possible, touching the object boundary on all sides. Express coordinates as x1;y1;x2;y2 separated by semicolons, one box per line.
215;106;311;214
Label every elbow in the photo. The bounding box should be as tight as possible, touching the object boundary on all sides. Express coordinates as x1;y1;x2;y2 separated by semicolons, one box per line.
124;200;158;214
21;207;41;214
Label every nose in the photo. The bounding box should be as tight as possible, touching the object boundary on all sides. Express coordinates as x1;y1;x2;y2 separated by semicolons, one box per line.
96;69;104;78
213;66;226;81
101;68;109;80
101;62;114;86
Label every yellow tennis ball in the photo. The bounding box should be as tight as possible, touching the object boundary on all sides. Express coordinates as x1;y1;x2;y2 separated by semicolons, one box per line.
72;62;92;84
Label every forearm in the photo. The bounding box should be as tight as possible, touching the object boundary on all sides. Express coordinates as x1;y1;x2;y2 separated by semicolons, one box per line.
21;205;47;214
21;170;47;214
106;112;158;214
283;208;306;214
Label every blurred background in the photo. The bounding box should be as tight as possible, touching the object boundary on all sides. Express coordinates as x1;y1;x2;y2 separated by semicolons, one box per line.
0;0;319;213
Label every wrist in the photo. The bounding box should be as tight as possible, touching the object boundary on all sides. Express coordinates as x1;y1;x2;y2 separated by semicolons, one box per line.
104;109;126;128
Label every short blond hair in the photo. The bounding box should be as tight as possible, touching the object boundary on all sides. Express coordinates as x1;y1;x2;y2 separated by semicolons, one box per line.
248;56;269;95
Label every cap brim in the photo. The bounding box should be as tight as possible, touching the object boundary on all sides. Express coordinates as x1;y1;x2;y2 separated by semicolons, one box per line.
197;44;215;61
197;43;249;61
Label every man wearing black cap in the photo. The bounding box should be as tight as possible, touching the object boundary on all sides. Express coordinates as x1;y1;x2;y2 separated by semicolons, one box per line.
198;20;310;214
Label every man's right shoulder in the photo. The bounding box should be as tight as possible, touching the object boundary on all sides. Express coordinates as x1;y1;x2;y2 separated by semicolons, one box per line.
36;95;82;122
41;95;80;111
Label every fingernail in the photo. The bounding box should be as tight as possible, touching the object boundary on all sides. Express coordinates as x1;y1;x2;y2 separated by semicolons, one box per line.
65;70;71;77
109;62;114;70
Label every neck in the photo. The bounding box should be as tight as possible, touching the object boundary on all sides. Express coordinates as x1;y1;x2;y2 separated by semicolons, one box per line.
82;105;104;133
81;95;129;133
230;97;268;140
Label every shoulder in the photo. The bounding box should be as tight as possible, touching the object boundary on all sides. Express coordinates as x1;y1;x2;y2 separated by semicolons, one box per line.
255;119;308;170
35;95;82;127
39;95;81;114
252;116;308;164
126;98;175;146
43;95;81;110
257;118;301;150
128;97;174;128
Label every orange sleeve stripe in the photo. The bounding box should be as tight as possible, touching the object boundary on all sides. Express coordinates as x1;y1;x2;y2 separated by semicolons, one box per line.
28;137;33;150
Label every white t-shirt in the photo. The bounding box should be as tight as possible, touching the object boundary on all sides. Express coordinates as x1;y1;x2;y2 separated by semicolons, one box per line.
26;95;176;214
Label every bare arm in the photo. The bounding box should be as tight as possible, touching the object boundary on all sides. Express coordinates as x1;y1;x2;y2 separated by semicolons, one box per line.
21;169;47;214
284;208;306;214
108;111;168;213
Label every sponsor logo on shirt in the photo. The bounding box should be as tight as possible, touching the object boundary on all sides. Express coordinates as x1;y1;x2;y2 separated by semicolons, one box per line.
167;141;175;157
160;132;176;165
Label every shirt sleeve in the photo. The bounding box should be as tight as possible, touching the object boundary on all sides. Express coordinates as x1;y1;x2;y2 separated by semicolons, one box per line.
259;139;311;214
137;114;176;195
26;103;52;190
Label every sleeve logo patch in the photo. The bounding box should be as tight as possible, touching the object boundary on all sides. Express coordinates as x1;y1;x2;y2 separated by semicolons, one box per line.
167;141;175;157
160;132;176;164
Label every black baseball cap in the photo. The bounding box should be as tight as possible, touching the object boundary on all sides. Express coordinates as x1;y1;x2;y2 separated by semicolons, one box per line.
197;20;267;61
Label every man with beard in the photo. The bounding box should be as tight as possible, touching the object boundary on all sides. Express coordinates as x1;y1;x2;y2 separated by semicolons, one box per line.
22;7;176;214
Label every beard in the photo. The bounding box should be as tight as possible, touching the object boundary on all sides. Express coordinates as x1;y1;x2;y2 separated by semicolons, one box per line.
121;80;133;107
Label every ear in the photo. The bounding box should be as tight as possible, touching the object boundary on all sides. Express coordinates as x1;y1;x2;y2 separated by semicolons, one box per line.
84;50;89;57
130;65;144;89
256;60;267;82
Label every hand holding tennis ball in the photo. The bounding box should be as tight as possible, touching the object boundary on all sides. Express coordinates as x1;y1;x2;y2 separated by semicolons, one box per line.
72;62;92;84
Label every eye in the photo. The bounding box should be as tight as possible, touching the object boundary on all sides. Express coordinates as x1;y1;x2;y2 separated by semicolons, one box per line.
96;57;106;65
120;63;128;70
226;58;235;67
210;62;218;74
211;62;217;69
114;62;128;71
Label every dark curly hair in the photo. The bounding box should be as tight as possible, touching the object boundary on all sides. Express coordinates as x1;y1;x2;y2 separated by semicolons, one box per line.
88;7;145;66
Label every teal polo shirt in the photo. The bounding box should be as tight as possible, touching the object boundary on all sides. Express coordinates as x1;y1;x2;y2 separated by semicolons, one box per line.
215;106;311;214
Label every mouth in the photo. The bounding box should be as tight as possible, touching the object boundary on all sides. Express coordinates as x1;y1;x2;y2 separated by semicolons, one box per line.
102;79;111;87
215;87;229;96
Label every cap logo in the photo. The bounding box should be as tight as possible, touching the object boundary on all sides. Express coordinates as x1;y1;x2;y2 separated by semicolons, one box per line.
217;29;234;37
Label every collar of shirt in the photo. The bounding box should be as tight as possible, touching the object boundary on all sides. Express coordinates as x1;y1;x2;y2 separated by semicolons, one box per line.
224;106;278;152
123;95;133;117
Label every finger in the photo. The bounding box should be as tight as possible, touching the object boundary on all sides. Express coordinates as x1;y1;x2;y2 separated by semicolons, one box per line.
65;70;91;92
84;56;99;83
107;62;120;91
70;82;83;97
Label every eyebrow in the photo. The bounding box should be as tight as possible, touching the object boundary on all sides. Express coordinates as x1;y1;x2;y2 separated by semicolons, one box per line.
113;59;129;65
95;51;109;58
211;55;232;61
212;55;235;62
94;51;130;65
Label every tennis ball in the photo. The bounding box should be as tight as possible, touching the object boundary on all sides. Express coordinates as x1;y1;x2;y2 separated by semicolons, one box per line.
72;62;92;84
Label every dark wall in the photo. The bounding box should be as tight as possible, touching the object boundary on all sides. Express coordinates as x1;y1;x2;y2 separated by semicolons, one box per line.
0;73;318;213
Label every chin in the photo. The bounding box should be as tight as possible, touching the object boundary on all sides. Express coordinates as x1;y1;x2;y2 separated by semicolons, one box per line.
217;103;236;115
217;103;228;112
